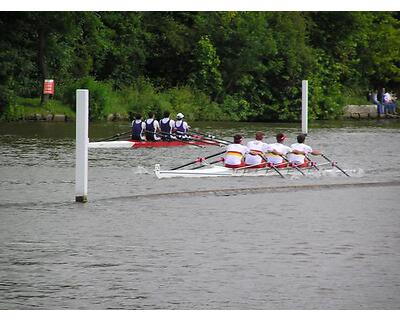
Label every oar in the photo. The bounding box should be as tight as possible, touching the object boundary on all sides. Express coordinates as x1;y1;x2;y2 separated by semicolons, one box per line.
280;154;306;176
182;133;226;146
305;154;319;171
321;154;350;177
188;129;232;145
170;150;226;171
144;130;205;148
191;157;224;170
97;130;131;142
155;130;224;147
257;153;285;179
185;132;229;146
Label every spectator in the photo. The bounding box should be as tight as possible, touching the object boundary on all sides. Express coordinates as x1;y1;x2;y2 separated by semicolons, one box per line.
372;91;383;116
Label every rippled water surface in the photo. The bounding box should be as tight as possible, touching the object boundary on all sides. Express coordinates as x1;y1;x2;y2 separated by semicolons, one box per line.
1;121;400;309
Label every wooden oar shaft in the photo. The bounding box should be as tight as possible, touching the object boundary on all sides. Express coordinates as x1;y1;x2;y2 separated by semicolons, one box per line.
321;154;350;177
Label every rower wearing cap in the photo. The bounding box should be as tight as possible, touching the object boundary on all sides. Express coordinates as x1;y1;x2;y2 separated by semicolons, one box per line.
288;134;321;168
174;112;190;139
145;112;161;141
266;133;292;168
131;113;145;141
245;131;273;168
224;134;249;168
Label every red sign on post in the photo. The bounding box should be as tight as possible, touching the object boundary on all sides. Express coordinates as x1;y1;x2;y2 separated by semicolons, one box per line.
43;79;55;95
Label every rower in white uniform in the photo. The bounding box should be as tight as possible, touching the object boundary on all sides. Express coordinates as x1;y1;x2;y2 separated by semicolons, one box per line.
224;134;249;168
288;133;321;168
244;131;273;168
266;133;292;168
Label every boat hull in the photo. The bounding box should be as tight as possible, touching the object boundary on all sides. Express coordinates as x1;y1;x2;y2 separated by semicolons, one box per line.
154;161;341;179
154;164;289;178
89;139;220;149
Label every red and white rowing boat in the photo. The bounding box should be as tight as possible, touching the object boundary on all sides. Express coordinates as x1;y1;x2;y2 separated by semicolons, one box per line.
89;138;221;149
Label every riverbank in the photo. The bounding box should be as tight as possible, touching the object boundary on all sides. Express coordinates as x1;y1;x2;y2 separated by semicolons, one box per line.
1;96;398;123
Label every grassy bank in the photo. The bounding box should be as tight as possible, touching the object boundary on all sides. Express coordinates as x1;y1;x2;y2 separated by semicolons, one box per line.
0;97;76;121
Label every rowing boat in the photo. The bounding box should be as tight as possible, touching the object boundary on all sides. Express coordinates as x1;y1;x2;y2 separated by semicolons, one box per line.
154;161;338;179
89;139;220;149
154;164;304;178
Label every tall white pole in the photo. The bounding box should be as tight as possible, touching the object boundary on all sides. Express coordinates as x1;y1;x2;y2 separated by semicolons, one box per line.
75;89;89;203
302;80;308;134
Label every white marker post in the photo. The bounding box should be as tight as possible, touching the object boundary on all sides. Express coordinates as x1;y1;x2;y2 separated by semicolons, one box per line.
302;80;308;135
75;89;89;203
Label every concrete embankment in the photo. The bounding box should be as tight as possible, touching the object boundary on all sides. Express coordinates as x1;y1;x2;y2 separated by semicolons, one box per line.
343;104;377;119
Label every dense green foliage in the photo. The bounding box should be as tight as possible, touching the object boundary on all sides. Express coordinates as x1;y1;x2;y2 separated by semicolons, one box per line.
0;12;399;121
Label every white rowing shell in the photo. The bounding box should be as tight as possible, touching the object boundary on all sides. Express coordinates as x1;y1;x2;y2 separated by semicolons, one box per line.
154;164;287;179
89;141;135;148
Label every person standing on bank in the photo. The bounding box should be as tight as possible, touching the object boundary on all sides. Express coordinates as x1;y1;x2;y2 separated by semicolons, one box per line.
159;111;175;141
174;113;190;140
131;113;145;141
145;112;161;141
288;133;321;168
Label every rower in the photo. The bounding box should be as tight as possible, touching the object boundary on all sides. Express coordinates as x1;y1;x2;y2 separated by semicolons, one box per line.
159;111;175;141
266;133;292;168
288;133;321;168
224;134;249;168
145;112;161;141
245;131;273;168
131;113;145;141
174;113;190;140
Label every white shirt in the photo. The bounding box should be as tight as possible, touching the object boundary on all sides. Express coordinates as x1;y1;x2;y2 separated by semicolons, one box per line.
245;140;273;165
224;144;249;166
383;92;392;103
266;143;292;164
288;143;313;164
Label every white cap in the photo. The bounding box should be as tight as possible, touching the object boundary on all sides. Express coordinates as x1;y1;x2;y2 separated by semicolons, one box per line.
176;112;184;119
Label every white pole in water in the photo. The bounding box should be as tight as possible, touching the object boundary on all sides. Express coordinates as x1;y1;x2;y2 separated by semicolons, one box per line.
75;89;89;203
302;80;308;134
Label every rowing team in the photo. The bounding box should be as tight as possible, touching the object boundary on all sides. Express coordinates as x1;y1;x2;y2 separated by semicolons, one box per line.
223;132;321;169
131;111;190;141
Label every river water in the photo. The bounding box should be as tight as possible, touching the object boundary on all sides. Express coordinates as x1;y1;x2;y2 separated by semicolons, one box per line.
0;120;399;309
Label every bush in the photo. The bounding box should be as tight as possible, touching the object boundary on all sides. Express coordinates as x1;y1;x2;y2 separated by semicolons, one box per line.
0;85;19;120
61;77;115;120
0;105;25;121
118;79;225;121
